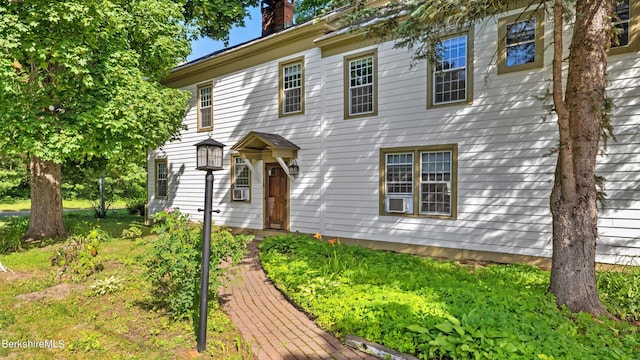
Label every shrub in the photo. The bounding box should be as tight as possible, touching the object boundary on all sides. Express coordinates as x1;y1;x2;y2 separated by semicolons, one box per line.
143;209;251;321
125;200;146;216
50;228;109;280
120;225;143;240
0;216;29;254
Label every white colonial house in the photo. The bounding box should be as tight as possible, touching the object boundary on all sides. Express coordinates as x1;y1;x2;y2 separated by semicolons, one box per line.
148;0;640;266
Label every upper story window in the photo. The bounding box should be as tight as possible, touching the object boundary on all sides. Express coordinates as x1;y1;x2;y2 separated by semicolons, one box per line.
197;83;213;131
613;0;631;47
608;0;638;55
232;157;251;202
428;34;472;108
155;159;168;199
498;10;544;74
380;145;458;219
344;50;378;119
279;57;304;117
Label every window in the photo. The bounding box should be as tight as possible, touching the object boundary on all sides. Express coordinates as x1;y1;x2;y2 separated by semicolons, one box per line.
428;34;472;107
155;159;168;199
380;145;457;219
613;0;631;47
498;10;544;74
279;57;304;117
420;151;452;215
197;83;213;131
231;157;251;201
344;50;378;119
610;0;639;55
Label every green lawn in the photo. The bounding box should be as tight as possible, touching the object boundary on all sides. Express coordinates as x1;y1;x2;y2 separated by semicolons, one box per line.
0;199;128;212
0;215;254;359
260;234;640;360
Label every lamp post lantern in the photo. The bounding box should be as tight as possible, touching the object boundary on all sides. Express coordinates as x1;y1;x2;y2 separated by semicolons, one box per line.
194;138;225;353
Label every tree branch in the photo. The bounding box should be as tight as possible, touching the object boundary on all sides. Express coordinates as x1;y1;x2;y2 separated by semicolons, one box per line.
552;0;576;202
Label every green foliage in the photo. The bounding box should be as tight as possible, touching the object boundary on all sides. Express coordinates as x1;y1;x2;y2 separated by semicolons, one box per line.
63;157;148;203
598;268;640;321
0;309;16;328
333;0;516;64
182;0;261;42
0;230;255;359
0;0;211;237
0;216;29;254
126;200;146;216
0;1;191;163
90;275;125;296
120;224;143;240
260;235;640;359
68;331;104;353
294;0;332;23
142;209;251;321
50;228;111;281
0;168;29;200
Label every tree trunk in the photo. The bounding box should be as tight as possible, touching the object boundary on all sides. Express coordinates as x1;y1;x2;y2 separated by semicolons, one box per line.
549;0;611;316
24;156;68;241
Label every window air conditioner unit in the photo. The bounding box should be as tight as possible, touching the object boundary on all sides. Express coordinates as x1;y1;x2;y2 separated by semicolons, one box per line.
387;198;407;213
233;188;249;201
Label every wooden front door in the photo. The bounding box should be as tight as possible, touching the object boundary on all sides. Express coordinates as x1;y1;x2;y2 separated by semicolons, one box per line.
265;163;287;230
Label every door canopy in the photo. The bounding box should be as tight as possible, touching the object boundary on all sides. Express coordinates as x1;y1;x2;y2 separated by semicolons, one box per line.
231;131;300;178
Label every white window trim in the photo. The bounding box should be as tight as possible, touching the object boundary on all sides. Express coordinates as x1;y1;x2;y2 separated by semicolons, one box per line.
197;83;213;131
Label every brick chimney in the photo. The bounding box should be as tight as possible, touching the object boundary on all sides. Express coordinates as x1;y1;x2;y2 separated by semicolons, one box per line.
261;0;294;37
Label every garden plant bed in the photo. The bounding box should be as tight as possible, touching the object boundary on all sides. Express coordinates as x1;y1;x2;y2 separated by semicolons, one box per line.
0;212;254;359
259;234;640;359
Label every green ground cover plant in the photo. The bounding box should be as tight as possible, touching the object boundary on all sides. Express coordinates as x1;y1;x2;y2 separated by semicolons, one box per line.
260;234;640;360
0;215;254;359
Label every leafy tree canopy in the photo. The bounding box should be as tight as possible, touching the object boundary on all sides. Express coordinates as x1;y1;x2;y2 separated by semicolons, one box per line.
184;0;261;41
295;0;333;23
0;0;195;164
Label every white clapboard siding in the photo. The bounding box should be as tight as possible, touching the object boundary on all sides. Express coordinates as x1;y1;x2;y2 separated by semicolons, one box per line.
148;10;639;264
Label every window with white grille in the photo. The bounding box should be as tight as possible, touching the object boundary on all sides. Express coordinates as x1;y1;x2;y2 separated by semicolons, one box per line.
381;145;457;219
420;151;452;215
156;160;168;199
232;157;251;201
345;52;376;118
283;62;302;114
198;84;212;130
386;153;413;195
433;35;467;105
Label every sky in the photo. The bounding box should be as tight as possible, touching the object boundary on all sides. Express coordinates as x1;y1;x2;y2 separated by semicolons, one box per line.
187;7;263;62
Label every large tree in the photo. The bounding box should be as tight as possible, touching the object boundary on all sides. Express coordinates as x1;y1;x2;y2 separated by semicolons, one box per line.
0;0;257;240
339;0;617;316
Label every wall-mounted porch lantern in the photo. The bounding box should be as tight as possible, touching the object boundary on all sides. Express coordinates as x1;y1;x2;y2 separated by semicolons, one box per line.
288;159;299;176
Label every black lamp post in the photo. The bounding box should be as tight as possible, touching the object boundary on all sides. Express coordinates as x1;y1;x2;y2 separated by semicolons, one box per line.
194;138;225;353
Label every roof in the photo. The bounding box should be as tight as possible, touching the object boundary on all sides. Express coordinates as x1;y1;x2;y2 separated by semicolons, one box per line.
231;131;300;151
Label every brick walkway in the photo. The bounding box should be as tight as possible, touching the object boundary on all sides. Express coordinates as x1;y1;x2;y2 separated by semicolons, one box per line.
219;240;378;360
